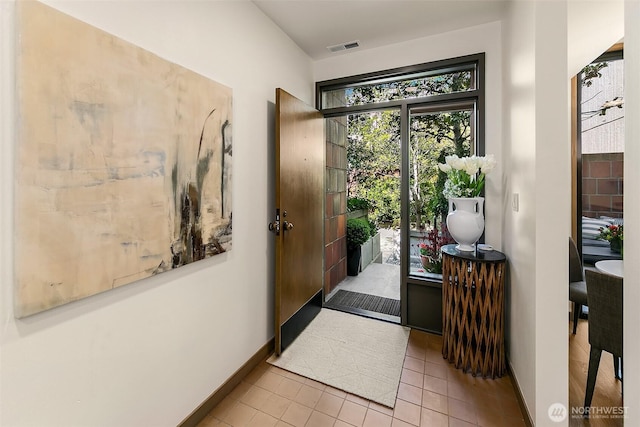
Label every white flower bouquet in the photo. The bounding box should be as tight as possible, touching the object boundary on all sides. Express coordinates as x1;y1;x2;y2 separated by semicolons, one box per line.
437;154;497;199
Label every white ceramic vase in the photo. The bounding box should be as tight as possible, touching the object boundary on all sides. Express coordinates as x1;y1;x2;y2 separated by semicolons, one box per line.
446;197;485;251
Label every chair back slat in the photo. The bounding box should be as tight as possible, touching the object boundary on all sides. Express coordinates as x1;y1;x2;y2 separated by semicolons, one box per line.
585;270;623;356
569;237;584;283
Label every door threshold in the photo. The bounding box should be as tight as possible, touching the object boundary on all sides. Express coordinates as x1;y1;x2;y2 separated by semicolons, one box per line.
323;305;401;324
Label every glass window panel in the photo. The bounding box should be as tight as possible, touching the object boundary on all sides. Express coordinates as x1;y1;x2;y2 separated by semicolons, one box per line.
408;107;474;279
579;56;624;255
322;71;473;109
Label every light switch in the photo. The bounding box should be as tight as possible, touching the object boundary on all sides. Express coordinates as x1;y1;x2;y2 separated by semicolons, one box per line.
512;193;519;212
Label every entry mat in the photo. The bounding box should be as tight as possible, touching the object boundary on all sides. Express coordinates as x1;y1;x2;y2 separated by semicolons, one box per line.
268;308;410;408
324;290;401;317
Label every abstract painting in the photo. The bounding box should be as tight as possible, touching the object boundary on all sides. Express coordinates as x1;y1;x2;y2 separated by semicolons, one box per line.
15;1;232;317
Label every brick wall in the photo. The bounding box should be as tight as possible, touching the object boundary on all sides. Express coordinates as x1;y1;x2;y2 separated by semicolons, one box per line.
582;153;623;218
324;115;348;295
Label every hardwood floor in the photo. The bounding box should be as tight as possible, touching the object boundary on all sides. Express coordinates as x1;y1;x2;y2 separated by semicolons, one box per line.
569;315;624;426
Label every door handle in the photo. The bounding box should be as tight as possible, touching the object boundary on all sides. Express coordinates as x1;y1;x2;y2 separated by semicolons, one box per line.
283;221;294;231
268;220;280;235
268;209;281;235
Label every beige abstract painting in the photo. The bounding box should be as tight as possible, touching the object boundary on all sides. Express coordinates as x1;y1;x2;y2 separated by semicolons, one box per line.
15;1;232;317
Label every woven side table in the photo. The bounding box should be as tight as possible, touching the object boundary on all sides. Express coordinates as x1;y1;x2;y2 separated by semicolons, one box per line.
441;244;506;378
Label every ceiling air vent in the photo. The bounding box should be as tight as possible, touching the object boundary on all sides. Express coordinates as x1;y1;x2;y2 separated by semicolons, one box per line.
327;40;360;53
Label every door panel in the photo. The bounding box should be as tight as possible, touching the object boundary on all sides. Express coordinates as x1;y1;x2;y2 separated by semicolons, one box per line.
274;88;324;354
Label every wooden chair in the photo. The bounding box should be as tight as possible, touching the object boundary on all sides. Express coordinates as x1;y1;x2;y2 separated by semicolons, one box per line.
569;237;588;334
583;269;623;410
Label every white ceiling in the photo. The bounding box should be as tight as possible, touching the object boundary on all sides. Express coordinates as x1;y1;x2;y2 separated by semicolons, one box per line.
252;0;508;61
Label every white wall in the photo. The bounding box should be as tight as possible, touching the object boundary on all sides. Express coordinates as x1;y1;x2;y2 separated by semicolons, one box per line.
568;0;624;78
0;1;313;425
314;21;504;251
502;1;537;421
533;2;571;424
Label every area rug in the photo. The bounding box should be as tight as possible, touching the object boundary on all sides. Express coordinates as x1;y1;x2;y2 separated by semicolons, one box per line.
324;290;401;317
268;308;410;408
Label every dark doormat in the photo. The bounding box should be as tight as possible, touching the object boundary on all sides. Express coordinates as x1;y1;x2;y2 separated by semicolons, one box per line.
325;290;401;317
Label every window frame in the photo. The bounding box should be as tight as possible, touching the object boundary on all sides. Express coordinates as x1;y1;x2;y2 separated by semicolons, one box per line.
316;53;485;328
575;47;624;258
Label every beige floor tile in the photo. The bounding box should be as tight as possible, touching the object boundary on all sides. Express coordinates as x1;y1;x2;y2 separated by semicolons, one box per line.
245;366;268;385
241;385;273;409
196;414;231;426
445;368;474;388
403;356;425;374
422;375;447;396
471;387;501;408
247;411;278;427
281;402;313;427
447;397;477;424
268;365;291;377
424;350;446;366
346;393;371;407
305;410;337;427
338;400;368;427
210;397;238;421
368;401;393;416
260;393;292;419
256;372;285;393
276;377;304;400
392;399;421;426
390;419;414;427
334;421;353;427
420;390;448;415
362;408;392;427
223;401;257;427
405;344;426;361
229;381;253;401
325;386;348;399
423;362;448;381
419;408;448;427
448;417;476;427
295;384;324;408
446;380;475;404
316;392;345;417
275;421;295;427
400;368;423;388
284;370;307;382
396;383;422;406
305;377;327;391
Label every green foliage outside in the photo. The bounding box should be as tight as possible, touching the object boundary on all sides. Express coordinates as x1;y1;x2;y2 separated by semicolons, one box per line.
367;219;377;237
346;218;371;249
346;72;472;229
347;197;371;212
582;62;608;87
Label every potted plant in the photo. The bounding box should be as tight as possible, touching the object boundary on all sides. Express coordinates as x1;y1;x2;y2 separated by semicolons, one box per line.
418;224;454;274
346;218;371;276
598;224;623;255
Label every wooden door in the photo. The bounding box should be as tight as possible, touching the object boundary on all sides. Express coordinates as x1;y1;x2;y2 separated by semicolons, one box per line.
273;88;324;355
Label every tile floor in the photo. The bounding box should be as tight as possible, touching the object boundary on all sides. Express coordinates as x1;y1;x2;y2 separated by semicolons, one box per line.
197;329;527;427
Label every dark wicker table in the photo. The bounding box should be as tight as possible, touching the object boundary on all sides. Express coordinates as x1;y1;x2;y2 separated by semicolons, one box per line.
441;244;507;378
